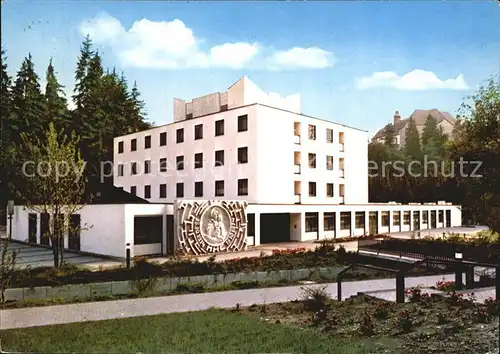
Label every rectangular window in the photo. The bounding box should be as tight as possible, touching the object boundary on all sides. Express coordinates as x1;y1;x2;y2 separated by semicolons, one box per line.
381;211;389;226
131;162;137;175
194;153;203;169
247;213;255;236
117;164;124;177
305;212;318;232
308;153;316;168
40;213;50;245
393;211;401;226
144;160;151;174
160;132;167;146
144;135;151;149
176;156;184;170
355;212;365;228
131;138;137;151
194;181;203;197
159;158;167;172
176;183;184;198
403;211;410;225
438;210;444;223
339;132;345;144
308;182;316;197
238;114;248;132
326;128;334;143
130;186;136;195
194;124;203;140
238;147;248;164
28;213;37;243
215;119;224;136
215;150;224;166
308;124;316;140
215;180;224;196
326;183;334;197
324;212;335;231
340;212;351;230
118;141;124;153
238;178;248;196
176;128;184;143
159;184;167;198
326;155;334;170
144;185;151;199
422;211;429;223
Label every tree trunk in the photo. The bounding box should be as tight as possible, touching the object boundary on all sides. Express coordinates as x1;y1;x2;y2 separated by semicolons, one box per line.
51;236;59;268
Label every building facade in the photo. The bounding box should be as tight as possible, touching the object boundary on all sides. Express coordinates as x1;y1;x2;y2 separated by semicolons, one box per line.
7;77;462;258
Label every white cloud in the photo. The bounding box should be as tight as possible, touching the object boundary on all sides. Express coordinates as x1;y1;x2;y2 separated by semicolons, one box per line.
357;69;469;90
79;13;333;70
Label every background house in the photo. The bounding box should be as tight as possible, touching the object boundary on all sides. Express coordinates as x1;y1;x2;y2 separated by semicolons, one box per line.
372;109;458;148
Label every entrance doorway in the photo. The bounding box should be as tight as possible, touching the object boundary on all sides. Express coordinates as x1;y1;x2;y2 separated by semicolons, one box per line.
413;211;420;231
369;211;378;235
260;213;290;243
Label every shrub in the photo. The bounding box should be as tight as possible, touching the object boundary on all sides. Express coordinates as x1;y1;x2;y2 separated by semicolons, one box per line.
300;285;330;314
359;311;375;336
472;307;491;323
396;310;413;333
230;280;260;289
406;287;430;303
435;280;457;292
373;301;391;319
436;312;449;324
129;277;160;296
174;282;206;294
485;297;500;316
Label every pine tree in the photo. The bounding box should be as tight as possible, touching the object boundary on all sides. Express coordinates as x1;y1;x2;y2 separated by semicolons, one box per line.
10;53;46;144
44;58;69;134
404;117;421;160
73;35;93;110
382;123;396;149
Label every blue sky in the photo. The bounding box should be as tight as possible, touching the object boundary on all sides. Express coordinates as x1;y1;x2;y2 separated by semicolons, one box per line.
2;1;499;136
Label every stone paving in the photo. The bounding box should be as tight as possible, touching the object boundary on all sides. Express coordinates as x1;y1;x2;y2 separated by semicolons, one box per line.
0;241;123;270
0;273;462;330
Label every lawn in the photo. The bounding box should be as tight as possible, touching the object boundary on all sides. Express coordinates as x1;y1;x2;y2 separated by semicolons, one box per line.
0;309;362;353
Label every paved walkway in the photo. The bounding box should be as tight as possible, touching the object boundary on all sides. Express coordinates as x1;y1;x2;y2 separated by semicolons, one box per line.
1;273;459;330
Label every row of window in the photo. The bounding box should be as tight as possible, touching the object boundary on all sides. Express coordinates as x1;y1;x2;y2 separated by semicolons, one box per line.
305;125;345;144
117;148;248;176
130;179;249;199
305;210;447;232
117;114;249;153
306;182;344;198
305;154;344;171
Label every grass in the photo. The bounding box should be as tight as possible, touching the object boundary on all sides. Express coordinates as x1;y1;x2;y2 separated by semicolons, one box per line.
0;309;363;353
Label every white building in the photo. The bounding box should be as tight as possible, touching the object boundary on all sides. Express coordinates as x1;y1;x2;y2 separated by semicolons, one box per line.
8;77;462;258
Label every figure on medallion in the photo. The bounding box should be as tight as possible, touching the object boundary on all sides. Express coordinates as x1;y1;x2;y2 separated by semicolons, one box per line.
205;208;226;243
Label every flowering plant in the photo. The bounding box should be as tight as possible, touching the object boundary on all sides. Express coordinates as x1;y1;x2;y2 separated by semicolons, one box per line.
436;280;456;292
271;248;307;256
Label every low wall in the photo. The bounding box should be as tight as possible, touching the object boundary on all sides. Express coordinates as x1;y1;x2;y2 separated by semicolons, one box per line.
5;266;344;302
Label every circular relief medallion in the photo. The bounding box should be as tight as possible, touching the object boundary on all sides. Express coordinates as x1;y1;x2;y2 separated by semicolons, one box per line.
200;206;231;246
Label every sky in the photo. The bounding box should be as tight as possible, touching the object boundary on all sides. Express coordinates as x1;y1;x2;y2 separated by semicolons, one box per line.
2;1;499;137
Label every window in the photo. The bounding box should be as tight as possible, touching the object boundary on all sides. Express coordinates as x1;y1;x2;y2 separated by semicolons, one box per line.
381;211;389;226
194;153;203;169
176;128;184;143
131;162;137;175
176;183;184;198
238;147;248;164
117;164;124;177
131;138;137;151
238;178;248;196
176;156;184;170
355;212;365;228
134;216;162;245
215;150;224;166
340;212;351;230
159;184;167;198
326;155;334;170
403;211;410;225
422;211;429;223
144;160;151;174
144;135;151;149
215;180;224;196
144;185;151;199
305;212;318;232
326;128;334;143
308;153;316;168
130;186;136;195
194;181;203;197
194;124;203;140
118;141;124;153
220;104;228;111
324;212;335;231
326;183;334;197
215;119;224;136
160;132;167;146
339;132;345;144
308;124;316;140
308;182;316;197
438;210;444;223
238;114;248;132
159;158;167;172
247;213;255;236
393;211;401;226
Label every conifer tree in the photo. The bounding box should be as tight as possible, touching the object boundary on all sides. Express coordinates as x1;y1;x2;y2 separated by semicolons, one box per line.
44;58;69;134
403;117;421;160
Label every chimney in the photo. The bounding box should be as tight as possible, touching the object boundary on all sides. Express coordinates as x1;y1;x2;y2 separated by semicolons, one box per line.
393;110;401;125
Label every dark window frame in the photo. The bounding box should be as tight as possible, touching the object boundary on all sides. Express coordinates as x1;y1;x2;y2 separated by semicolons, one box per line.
176;183;184;198
215;119;224;136
194;181;203;197
118;141;124;153
194;153;203;169
176;156;184;171
131;138;137;151
238;147;248;164
237;178;248;196
159;184;167;198
160;132;167;146
238;114;248;132
308;182;317;197
144;135;151;149
215;180;224;196
194;124;203;140
176;128;184;143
